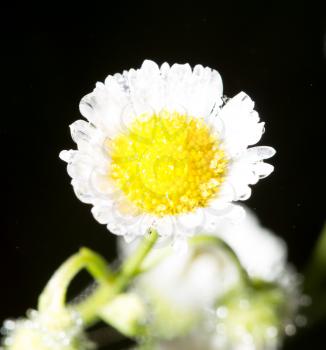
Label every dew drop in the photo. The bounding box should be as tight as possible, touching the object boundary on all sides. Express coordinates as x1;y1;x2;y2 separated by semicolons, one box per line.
216;306;228;319
3;320;16;331
266;326;278;338
295;315;307;327
285;324;296;336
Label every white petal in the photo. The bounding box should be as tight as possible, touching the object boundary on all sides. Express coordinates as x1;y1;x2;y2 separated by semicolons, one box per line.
91;204;113;224
79;80;129;137
226;160;255;200
252;162;274;179
69;120;106;154
204;202;245;232
166;63;223;117
176;209;206;236
218;92;265;156
70;120;94;143
153;216;176;237
66;154;94;180
71;179;94;204
124;60;165;114
59;149;76;162
245;146;276;162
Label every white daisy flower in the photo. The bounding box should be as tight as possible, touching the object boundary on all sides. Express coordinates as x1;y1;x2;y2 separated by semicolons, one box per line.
60;60;275;240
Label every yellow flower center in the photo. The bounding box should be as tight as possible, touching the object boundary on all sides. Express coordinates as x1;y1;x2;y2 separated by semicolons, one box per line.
108;111;228;216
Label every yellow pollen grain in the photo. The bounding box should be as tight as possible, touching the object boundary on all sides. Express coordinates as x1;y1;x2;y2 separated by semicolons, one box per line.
108;111;228;216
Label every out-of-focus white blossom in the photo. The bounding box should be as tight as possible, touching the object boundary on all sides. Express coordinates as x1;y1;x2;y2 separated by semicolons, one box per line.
120;236;239;339
0;310;95;350
212;206;287;282
120;206;303;349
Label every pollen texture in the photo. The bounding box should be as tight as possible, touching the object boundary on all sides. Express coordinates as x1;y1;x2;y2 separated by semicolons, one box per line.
108;111;228;216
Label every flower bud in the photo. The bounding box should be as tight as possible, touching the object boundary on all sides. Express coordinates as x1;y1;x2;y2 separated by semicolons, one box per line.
214;281;294;350
1;310;96;350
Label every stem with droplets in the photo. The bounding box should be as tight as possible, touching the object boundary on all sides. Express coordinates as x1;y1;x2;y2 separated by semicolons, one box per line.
74;229;159;325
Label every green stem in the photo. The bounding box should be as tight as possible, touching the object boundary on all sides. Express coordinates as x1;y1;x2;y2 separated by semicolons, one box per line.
74;229;159;325
38;248;113;314
190;235;252;288
115;229;159;290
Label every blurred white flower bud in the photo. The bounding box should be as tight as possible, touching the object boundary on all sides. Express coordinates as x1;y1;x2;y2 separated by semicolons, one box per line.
119;236;239;339
212;206;288;282
1;310;96;350
120;206;304;349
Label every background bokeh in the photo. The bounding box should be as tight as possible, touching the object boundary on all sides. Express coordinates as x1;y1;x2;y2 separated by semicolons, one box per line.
1;2;325;349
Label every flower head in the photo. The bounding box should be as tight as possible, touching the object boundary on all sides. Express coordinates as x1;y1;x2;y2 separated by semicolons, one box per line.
60;60;275;240
1;310;95;350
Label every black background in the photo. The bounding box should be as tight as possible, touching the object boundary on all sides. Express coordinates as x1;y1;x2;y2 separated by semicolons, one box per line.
1;1;325;349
